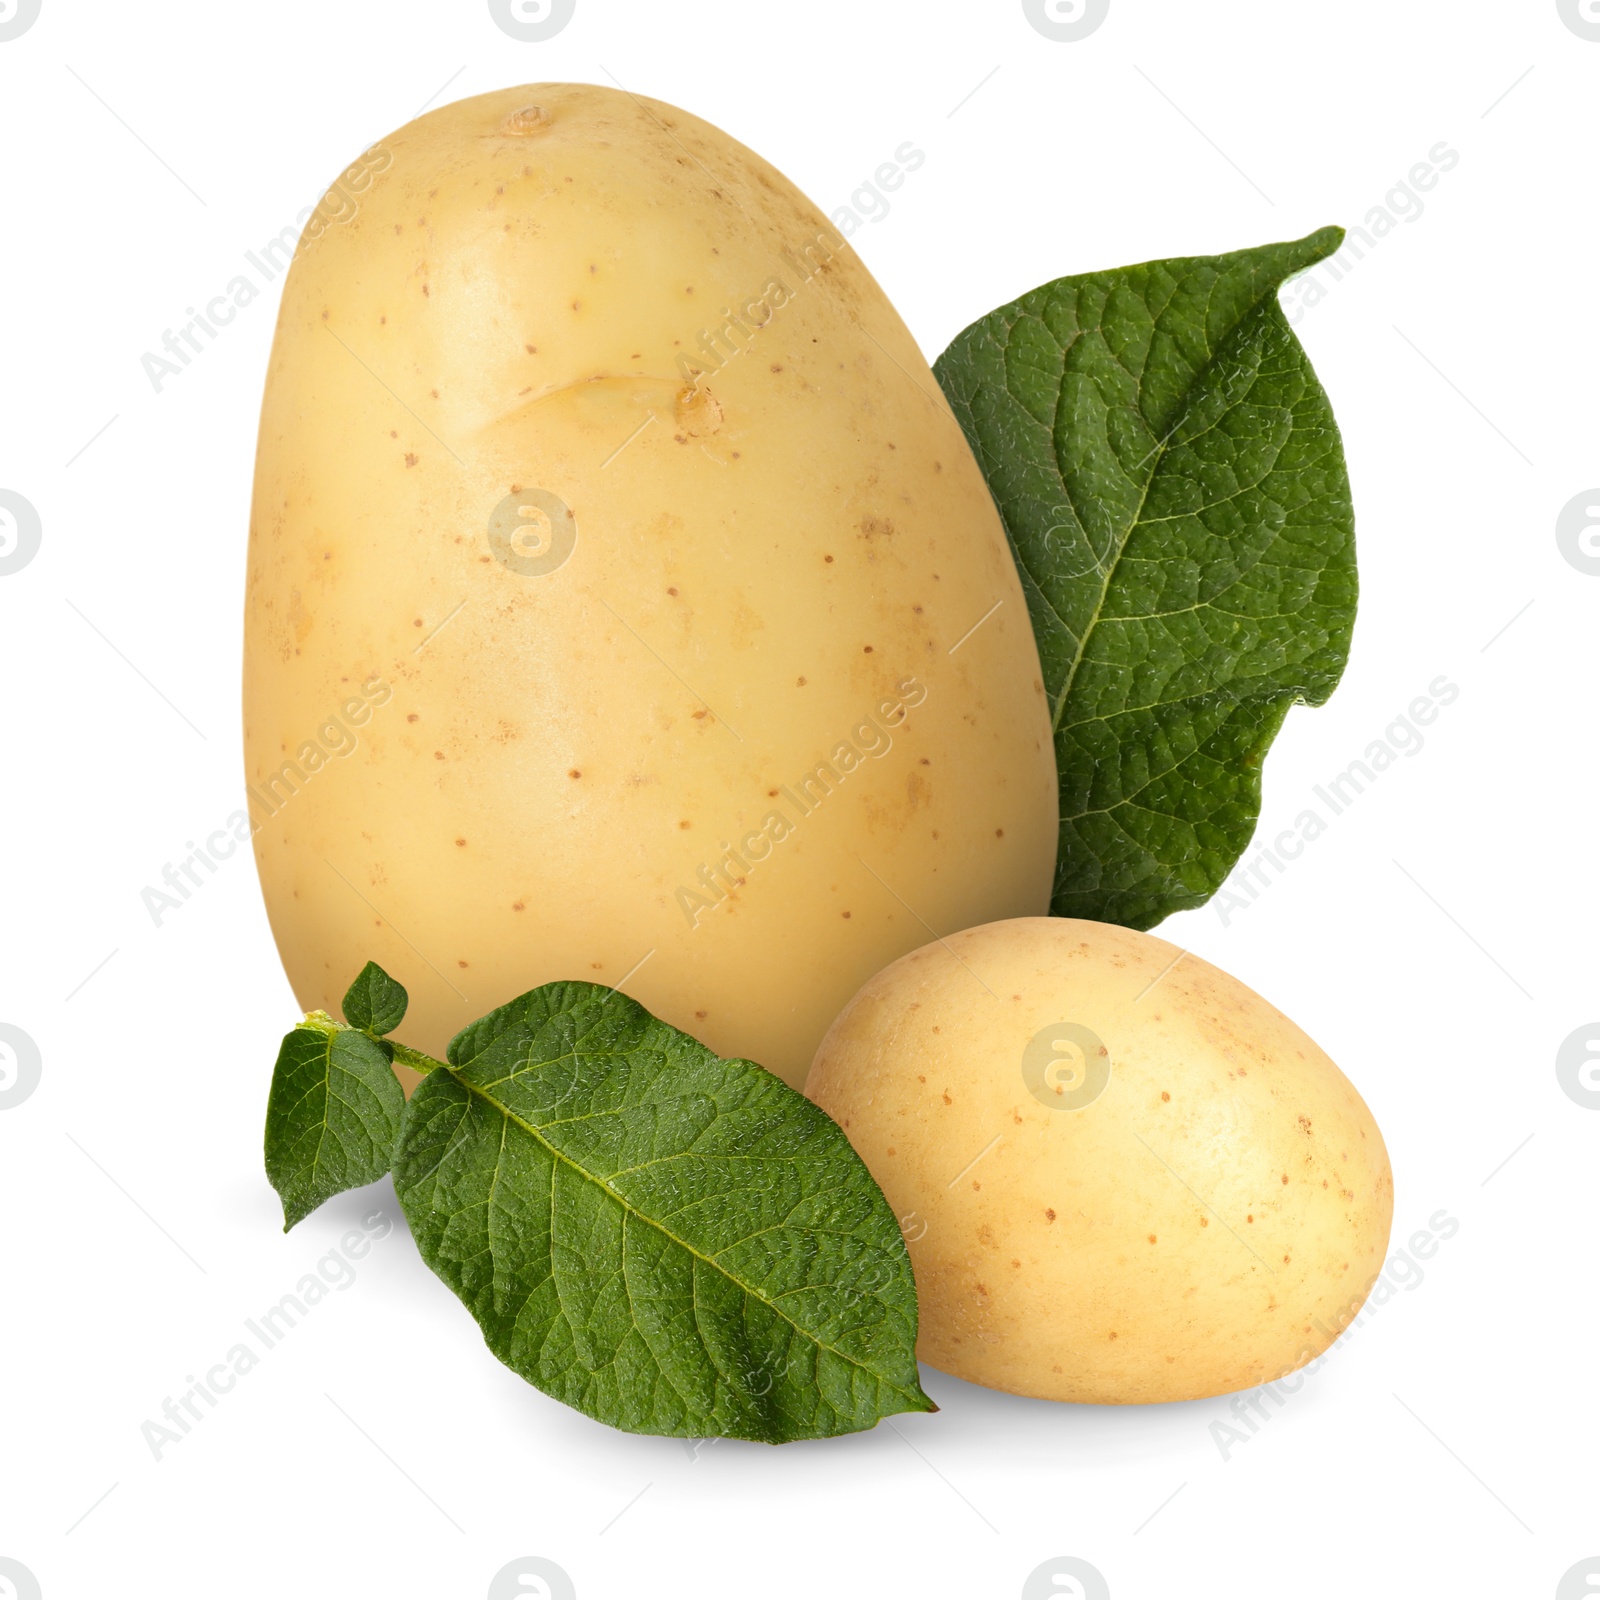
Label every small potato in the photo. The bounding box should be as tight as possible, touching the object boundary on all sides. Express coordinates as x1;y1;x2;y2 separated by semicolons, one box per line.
805;918;1393;1403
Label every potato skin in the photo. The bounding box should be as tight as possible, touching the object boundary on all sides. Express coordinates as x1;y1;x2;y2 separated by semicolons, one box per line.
244;85;1056;1086
805;918;1393;1402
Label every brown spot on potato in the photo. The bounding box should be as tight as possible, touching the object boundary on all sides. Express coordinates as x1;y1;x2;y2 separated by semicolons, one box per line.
674;385;722;437
568;769;581;779
679;820;692;829
1161;1091;1171;1102
404;453;418;467
407;713;419;723
512;901;525;911
454;838;466;847
1045;1209;1056;1222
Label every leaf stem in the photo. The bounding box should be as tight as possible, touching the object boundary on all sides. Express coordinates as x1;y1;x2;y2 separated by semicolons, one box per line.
389;1041;446;1075
298;1007;444;1074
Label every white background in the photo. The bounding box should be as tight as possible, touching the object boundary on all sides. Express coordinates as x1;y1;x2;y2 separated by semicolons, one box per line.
2;2;1595;1597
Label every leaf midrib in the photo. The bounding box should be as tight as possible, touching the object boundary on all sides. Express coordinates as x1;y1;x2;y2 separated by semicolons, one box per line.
280;1030;375;1190
1013;282;1280;738
1045;387;1173;737
444;1068;927;1416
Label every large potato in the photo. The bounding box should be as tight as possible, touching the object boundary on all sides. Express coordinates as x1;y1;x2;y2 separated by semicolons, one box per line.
244;84;1056;1086
806;918;1393;1402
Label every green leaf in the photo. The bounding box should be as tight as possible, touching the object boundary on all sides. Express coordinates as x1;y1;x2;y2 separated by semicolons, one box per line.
392;981;934;1442
934;228;1357;928
342;960;409;1036
264;1015;407;1230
